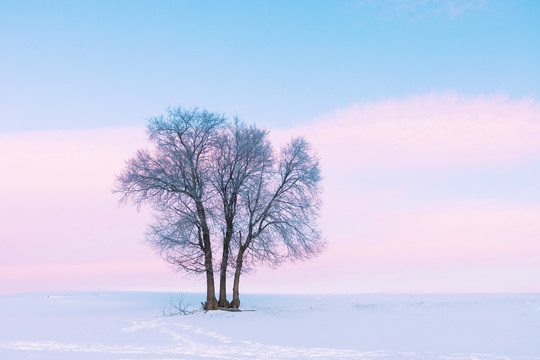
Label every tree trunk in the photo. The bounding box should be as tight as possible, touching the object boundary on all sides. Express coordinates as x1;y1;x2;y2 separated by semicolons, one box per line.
197;202;218;311
203;251;218;310
230;247;244;309
218;231;231;308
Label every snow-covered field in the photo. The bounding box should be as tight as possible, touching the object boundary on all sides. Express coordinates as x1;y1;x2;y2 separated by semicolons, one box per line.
0;292;538;360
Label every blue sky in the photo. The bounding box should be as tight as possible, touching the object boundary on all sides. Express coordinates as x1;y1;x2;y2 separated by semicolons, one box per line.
1;1;540;294
1;0;539;132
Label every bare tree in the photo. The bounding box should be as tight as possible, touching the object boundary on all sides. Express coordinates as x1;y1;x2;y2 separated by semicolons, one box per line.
114;107;225;310
211;121;273;307
162;294;194;316
230;137;324;309
115;107;323;310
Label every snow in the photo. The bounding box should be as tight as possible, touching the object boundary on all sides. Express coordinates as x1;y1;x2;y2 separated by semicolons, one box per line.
0;292;539;359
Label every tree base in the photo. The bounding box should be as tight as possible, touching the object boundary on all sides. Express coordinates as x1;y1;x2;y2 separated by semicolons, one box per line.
202;298;219;310
230;299;240;309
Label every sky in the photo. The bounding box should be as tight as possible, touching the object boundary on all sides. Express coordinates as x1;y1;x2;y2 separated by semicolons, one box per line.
1;0;540;295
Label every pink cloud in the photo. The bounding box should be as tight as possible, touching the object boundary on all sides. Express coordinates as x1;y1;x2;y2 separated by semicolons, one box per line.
0;128;166;294
0;261;197;294
343;202;540;268
265;94;540;293
2;94;540;294
275;93;540;171
0;127;147;194
241;201;540;293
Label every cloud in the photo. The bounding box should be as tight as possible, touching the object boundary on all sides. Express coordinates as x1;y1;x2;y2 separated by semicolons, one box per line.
0;127;161;294
267;93;540;293
275;93;540;172
358;0;489;19
244;200;540;293
0;127;147;194
0;261;195;294
2;94;540;294
346;201;540;268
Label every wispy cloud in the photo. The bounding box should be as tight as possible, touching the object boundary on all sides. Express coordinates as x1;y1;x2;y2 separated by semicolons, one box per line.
276;93;540;171
358;0;489;19
268;93;540;292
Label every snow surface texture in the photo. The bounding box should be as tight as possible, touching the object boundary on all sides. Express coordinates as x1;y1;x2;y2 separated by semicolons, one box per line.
0;292;539;360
